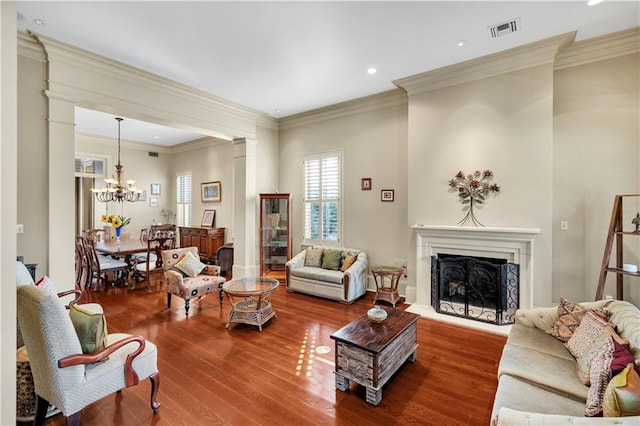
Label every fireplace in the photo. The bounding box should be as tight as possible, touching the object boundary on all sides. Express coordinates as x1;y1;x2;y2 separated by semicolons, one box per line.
431;254;519;325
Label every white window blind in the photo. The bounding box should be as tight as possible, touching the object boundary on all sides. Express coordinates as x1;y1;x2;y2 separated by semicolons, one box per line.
304;151;341;243
176;173;192;227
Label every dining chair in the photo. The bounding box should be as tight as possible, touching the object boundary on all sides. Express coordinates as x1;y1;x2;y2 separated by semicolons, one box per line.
131;235;176;293
83;237;130;291
17;285;160;426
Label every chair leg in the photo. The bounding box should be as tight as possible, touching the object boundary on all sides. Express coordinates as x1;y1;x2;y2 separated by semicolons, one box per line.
167;292;172;308
66;411;82;426
219;289;223;305
149;371;161;414
34;395;49;426
184;299;190;316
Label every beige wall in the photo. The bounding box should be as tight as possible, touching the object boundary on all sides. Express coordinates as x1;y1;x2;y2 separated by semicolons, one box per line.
553;53;640;303
407;64;555;307
171;138;234;240
279;95;409;291
17;51;48;277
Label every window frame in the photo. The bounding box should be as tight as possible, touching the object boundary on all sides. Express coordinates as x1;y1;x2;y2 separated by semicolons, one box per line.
176;171;192;227
302;150;343;247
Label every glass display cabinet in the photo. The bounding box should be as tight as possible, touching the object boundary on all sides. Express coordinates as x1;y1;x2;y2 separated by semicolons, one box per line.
260;193;292;280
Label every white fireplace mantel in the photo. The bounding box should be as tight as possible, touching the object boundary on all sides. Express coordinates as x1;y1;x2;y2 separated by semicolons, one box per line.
407;225;540;332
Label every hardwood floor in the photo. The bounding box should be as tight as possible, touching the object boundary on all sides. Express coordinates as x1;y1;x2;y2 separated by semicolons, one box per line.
33;275;506;426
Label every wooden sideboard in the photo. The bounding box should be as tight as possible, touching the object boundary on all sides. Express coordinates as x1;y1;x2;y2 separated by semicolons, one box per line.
179;227;225;264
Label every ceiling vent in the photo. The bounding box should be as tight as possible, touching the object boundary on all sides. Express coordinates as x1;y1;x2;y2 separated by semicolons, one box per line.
148;151;159;157
488;18;520;39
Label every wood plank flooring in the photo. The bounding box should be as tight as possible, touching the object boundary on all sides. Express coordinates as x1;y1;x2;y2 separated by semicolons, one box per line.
30;276;506;426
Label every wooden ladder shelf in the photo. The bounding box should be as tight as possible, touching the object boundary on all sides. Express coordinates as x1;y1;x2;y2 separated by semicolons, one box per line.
595;194;640;301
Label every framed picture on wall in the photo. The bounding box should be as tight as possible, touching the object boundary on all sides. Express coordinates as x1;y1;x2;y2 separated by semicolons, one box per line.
361;178;372;190
201;209;216;228
150;198;158;207
138;190;147;202
381;189;394;202
150;183;161;195
201;181;222;202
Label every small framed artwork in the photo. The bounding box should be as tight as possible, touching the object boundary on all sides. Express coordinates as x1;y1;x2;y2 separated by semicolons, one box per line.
138;190;147;202
381;189;394;202
201;181;222;202
150;183;161;196
361;178;372;191
149;198;158;207
201;209;216;228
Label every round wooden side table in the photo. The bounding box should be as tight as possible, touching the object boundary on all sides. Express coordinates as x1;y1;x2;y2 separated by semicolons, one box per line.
372;266;403;307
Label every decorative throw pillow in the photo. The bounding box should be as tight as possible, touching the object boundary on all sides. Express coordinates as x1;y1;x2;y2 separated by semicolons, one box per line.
576;333;614;385
174;251;206;277
341;253;357;272
322;249;342;271
610;340;636;376
69;304;108;354
566;310;610;358
35;276;58;296
585;344;615;417
304;247;324;267
546;297;590;342
603;363;640;417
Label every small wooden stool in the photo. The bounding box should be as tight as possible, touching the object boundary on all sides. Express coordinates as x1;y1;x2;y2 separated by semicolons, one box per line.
372;266;403;307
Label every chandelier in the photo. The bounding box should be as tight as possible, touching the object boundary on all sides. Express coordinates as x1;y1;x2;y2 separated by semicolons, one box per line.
91;117;141;202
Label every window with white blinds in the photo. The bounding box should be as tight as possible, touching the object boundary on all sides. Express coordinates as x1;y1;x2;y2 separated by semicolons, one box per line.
304;151;341;243
176;173;192;227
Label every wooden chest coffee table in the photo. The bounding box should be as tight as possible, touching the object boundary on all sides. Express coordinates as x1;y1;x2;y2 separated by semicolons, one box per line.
330;306;420;405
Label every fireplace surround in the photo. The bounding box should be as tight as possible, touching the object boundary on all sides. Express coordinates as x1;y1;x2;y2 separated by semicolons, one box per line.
408;225;539;333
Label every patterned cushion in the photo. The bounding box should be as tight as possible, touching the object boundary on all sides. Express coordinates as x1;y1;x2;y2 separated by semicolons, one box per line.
304;247;324;267
69;304;108;354
603;363;640;417
566;310;610;358
322;249;342;270
174;251;206;277
576;333;613;385
585;338;615;417
611;340;636;376
340;253;356;272
546;297;590;342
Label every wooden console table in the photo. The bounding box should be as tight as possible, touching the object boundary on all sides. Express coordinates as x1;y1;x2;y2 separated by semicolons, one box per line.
179;227;225;264
330;306;419;405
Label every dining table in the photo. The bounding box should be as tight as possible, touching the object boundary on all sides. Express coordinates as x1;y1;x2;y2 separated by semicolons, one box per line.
94;239;149;287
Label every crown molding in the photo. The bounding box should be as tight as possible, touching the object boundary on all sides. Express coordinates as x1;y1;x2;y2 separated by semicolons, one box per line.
17;31;46;62
554;27;640;70
170;136;228;153
278;89;407;131
394;32;576;96
76;133;173;154
256;113;279;131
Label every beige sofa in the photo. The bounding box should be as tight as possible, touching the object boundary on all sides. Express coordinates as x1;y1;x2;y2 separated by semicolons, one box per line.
285;246;368;303
491;300;640;425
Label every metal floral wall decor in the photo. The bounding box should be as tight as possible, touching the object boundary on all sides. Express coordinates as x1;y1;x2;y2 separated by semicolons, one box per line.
448;170;500;227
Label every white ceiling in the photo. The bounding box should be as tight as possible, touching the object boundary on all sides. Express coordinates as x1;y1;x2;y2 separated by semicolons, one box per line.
16;1;640;146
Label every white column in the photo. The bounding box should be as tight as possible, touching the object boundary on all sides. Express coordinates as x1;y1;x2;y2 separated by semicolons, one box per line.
232;138;258;278
46;96;76;290
1;2;18;423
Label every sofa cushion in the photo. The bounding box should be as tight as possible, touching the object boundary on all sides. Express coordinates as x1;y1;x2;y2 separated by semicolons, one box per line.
321;249;342;270
498;340;588;401
506;322;575;362
290;266;344;285
567;310;611;358
546;297;592;343
174;251;206;277
603;363;640;417
586;340;615;416
341;253;356;272
304;247;324;267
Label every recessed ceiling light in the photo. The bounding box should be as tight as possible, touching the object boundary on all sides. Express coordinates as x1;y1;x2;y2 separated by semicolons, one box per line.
275;109;281;113
457;40;466;47
587;0;604;5
152;136;160;140
33;18;46;26
367;67;377;75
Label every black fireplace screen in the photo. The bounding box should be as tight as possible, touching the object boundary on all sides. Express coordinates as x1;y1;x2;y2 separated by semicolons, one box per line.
431;254;519;325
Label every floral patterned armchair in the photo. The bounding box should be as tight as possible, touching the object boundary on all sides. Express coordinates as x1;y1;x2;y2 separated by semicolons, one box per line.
161;247;225;316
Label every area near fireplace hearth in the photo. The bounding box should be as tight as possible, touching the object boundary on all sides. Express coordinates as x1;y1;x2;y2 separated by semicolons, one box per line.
407;225;540;335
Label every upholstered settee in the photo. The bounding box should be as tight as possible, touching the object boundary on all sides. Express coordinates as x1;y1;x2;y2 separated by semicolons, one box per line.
285;246;368;304
161;247;226;316
491;299;640;425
